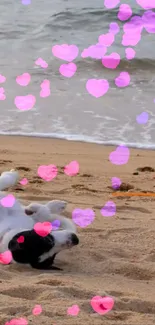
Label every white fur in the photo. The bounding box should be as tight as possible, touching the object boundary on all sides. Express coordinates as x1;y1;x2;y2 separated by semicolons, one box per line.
0;170;77;261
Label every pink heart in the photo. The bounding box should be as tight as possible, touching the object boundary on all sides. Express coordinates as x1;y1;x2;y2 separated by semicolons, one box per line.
1;194;15;207
34;222;52;237
0;93;6;100
0;87;4;93
125;48;136;60
40;88;51;98
32;304;42;315
67;304;80;316
6;318;28;325
0;74;6;83
136;0;155;9
81;43;107;59
98;33;114;47
86;79;109;98
14;95;36;111
17;236;25;243
52;44;79;62
109;145;130;165
16;73;31;86
104;0;120;9
90;296;114;315
102;53;120;69
20;178;28;185
115;72;130;88
37;164;58;181
40;79;50;89
35;58;48;68
0;250;12;264
59;63;77;78
122;32;141;46
64;160;79;176
118;4;132;21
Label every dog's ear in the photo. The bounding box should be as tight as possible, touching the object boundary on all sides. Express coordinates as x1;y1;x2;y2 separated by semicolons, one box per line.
25;208;34;216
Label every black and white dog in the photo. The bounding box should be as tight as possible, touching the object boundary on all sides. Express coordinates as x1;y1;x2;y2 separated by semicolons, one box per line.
0;170;79;270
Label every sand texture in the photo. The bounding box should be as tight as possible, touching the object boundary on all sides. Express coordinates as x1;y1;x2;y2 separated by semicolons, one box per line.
0;136;155;325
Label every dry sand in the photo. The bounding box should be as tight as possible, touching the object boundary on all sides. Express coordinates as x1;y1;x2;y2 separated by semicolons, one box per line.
0;136;155;325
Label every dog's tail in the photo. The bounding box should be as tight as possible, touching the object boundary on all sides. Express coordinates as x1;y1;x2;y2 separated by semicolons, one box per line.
0;170;19;191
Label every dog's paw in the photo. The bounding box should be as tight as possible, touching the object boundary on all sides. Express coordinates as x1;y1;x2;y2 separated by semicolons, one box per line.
46;200;67;213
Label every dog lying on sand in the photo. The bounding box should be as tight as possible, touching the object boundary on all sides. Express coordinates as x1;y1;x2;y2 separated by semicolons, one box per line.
0;170;79;270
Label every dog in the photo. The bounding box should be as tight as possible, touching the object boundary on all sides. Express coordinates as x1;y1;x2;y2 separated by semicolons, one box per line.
0;170;79;270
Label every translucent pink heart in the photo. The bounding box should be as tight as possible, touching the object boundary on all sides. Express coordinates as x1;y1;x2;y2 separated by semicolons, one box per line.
67;304;80;316
90;296;114;315
109;145;130;165
59;62;77;78
0;87;4;93
104;0;120;9
6;318;28;325
115;72;130;88
32;304;42;315
86;79;109;98
0;250;12;264
0;74;6;83
64;160;79;176
20;178;28;185
41;79;50;89
136;0;155;9
17;235;25;243
52;44;79;62
81;43;107;59
98;33;114;47
34;222;52;237
102;53;120;69
111;177;122;189
0;93;6;100
35;58;48;68
123;16;143;34
125;48;136;60
101;201;116;217
142;10;155;34
136;112;149;124
40;88;51;98
118;4;132;21
122;32;141;46
72;208;95;227
14;95;36;111
109;22;120;35
16;73;31;86
37;164;58;181
1;194;15;207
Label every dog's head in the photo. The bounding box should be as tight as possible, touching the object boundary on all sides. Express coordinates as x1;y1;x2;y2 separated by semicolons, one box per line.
8;228;79;268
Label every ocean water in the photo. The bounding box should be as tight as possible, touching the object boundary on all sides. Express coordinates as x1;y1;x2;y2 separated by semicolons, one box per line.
0;0;155;148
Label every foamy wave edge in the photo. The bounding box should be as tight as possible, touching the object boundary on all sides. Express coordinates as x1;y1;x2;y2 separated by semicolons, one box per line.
0;131;155;150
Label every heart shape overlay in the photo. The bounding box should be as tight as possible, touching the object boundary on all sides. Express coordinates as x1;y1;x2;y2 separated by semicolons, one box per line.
59;63;77;78
0;87;6;100
33;222;52;237
35;58;48;68
52;44;79;62
64;160;79;176
86;79;109;98
1;194;15;207
17;236;25;243
0;250;12;264
14;95;36;111
32;304;42;315
16;73;31;86
72;208;95;227
90;296;114;315
100;201;116;217
37;164;58;181
20;178;28;185
109;145;130;165
67;304;80;316
5;317;28;325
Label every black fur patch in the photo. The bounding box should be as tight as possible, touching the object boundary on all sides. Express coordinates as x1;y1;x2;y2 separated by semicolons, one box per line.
8;230;60;270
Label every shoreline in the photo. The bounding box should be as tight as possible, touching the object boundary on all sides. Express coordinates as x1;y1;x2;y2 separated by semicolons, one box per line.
0;133;154;150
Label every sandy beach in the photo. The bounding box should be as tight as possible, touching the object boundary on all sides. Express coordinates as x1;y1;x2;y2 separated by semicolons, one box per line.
0;136;155;325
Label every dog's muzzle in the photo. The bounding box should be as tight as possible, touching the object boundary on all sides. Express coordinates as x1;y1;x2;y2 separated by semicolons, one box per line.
66;233;79;248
